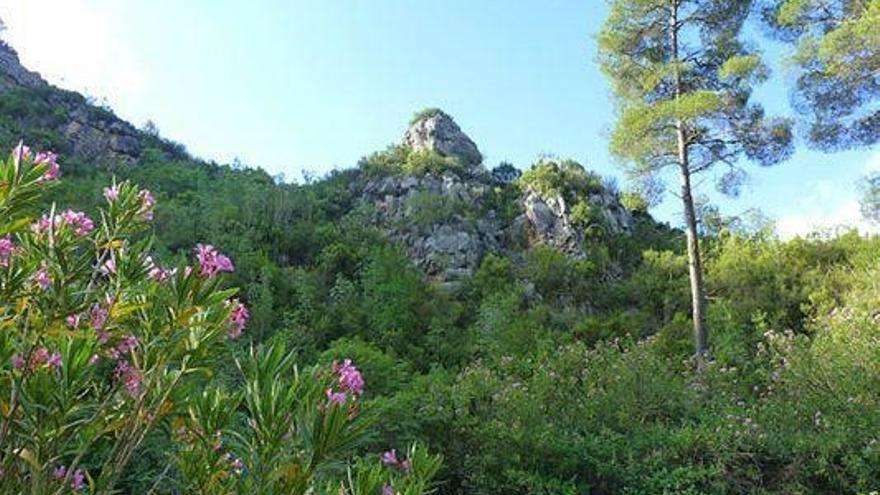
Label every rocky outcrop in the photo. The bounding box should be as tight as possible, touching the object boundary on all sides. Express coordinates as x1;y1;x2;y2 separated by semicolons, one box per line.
0;42;45;90
516;188;586;258
353;112;639;286
0;41;164;166
587;188;633;235
358;171;501;285
403;110;483;166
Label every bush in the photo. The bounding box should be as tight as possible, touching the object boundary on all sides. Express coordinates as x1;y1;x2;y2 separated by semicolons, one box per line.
0;146;441;494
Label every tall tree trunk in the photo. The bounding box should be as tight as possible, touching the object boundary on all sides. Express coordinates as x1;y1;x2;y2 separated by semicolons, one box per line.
670;0;709;359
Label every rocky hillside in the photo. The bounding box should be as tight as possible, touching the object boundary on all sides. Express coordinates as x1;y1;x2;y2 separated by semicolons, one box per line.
0;41;184;167
352;110;635;285
0;41;639;285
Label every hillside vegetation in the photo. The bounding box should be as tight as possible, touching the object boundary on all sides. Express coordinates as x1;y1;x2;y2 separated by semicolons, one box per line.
1;5;880;492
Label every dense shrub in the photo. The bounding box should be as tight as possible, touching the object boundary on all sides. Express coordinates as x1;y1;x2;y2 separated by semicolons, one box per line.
0;146;441;493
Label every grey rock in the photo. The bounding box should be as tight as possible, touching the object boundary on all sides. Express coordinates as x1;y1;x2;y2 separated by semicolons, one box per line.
403;110;482;166
519;187;586;258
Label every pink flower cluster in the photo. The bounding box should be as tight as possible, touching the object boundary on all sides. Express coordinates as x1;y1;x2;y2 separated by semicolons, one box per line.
32;210;95;238
31;266;51;290
12;143;30;165
146;256;173;282
113;359;142;397
103;184;120;202
0;236;15;267
382;484;396;495
108;335;139;360
35;151;60;181
195;244;234;278
52;465;85;491
11;144;61;181
381;449;411;472
325;359;365;407
138;189;155;220
227;299;249;339
12;346;62;372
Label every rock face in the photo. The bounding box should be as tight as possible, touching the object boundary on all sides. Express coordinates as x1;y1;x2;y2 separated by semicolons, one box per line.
513;186;633;259
403;110;483;166
0;41;172;166
358;171;502;286
353;112;638;286
0;42;45;90
517;188;586;258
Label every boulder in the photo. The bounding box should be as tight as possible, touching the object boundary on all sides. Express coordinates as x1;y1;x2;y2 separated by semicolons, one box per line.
403;110;482;166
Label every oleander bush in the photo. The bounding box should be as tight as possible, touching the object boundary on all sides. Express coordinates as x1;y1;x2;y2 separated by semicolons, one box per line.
0;145;441;494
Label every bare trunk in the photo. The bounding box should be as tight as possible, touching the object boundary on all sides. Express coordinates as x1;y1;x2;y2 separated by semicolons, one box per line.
670;0;709;359
677;137;708;356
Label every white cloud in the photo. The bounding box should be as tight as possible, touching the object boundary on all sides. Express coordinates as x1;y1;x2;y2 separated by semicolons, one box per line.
775;155;880;239
0;0;144;110
865;150;880;173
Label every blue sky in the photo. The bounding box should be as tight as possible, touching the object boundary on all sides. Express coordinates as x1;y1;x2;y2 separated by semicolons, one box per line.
2;0;877;236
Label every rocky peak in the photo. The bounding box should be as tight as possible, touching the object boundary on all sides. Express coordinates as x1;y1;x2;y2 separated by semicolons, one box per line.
403;109;483;166
0;42;46;90
0;40;175;166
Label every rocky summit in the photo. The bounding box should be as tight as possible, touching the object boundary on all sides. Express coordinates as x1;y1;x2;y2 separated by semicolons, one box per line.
403;109;483;166
0;41;182;167
355;111;634;286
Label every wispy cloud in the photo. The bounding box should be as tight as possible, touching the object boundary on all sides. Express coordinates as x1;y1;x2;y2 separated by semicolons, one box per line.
1;0;144;109
775;152;880;239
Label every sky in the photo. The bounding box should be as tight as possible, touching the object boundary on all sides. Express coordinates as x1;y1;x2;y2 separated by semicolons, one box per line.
1;0;877;237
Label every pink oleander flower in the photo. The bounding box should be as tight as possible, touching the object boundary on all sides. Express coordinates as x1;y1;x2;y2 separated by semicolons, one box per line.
32;266;51;290
32;214;53;235
70;469;85;490
35;151;60;181
67;313;81;328
60;210;95;237
114;359;142;397
101;256;117;276
381;449;399;466
150;265;171;282
112;335;138;358
145;256;173;282
138;189;155;220
12;142;31;165
47;352;63;369
103;184;120;202
227;299;249;339
0;236;14;267
333;359;365;396
90;304;108;331
326;388;347;405
30;347;50;370
195;244;234;278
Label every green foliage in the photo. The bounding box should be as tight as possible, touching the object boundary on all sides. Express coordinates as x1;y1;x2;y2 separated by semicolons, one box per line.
360;145;466;177
764;0;880;149
518;158;602;201
860;171;880;224
402;191;470;227
0;147;442;493
598;0;794;187
409;107;446;125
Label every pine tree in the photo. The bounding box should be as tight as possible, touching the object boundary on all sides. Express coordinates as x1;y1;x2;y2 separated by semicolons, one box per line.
764;0;880;150
598;0;794;358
